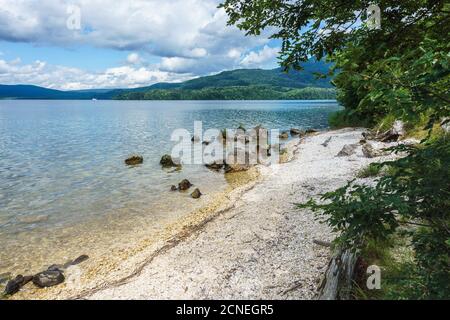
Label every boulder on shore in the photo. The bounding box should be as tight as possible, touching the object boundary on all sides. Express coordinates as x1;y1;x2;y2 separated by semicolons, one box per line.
125;155;143;166
160;154;179;168
178;179;193;191
4;275;32;295
362;143;383;158
337;144;358;157
305;129;319;134
279;132;289;139
205;162;224;171
170;185;178;191
191;188;202;199
290;128;304;136
32;270;65;288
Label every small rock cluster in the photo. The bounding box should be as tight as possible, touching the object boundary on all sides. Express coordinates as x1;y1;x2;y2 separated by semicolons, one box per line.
2;255;89;297
170;179;202;199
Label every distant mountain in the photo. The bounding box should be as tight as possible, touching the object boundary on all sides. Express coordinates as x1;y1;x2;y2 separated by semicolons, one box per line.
0;84;115;100
0;60;335;100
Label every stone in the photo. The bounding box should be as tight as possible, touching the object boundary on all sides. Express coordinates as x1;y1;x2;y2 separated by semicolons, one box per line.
290;128;304;136
170;185;178;191
362;143;382;158
191;188;202;199
321;137;332;147
125;155;143;166
71;254;89;265
178;179;193;191
337;144;358;157
205;162;224;171
32;270;65;288
279;132;289;139
160;154;178;168
4;275;32;295
305;129;318;134
378;120;405;142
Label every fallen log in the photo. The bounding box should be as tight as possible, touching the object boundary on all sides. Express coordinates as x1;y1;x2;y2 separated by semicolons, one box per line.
316;248;358;300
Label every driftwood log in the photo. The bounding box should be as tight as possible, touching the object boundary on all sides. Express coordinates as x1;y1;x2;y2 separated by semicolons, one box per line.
316;248;358;300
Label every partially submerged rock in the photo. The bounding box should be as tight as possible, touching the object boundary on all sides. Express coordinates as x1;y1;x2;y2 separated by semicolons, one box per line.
160;154;178;168
170;185;178;191
33;270;65;288
337;144;358;157
125;155;143;166
191;188;202;199
178;179;193;191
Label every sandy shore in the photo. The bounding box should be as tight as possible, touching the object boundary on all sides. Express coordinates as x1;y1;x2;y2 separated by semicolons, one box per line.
9;127;398;300
85;128;388;300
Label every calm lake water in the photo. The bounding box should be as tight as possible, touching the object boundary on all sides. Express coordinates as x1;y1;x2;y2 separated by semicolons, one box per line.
0;100;340;274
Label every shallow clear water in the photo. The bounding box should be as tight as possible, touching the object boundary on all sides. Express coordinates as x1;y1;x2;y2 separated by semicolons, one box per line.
0;100;340;274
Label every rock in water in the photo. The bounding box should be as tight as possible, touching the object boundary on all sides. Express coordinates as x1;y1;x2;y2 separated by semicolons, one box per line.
279;132;289;139
4;275;32;295
337;144;358;157
191;188;202;199
33;270;65;288
125;155;143;166
178;179;193;191
290;128;303;136
170;185;178;191
160;154;178;168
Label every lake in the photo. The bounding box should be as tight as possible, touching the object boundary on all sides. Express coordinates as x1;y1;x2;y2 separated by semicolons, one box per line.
0;100;341;274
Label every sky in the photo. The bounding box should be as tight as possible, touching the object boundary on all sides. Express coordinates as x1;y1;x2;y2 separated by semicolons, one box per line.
0;0;281;90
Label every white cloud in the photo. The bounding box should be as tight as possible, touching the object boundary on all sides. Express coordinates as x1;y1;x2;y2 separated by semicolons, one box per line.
240;46;280;68
126;53;141;65
0;0;281;87
0;58;193;90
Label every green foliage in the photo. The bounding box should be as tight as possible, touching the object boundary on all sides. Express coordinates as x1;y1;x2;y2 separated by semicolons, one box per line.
357;163;383;178
299;137;450;298
115;85;336;100
329;109;374;129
